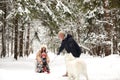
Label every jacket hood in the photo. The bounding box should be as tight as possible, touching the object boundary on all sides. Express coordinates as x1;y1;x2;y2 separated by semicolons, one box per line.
66;34;72;40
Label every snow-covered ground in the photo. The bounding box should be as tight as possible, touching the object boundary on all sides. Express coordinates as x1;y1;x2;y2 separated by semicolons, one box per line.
0;52;120;80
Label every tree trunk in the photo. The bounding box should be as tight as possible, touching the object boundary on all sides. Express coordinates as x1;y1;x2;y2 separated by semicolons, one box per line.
14;16;18;60
11;28;14;55
1;1;7;58
103;0;112;55
6;26;10;57
1;21;6;57
25;23;30;56
76;28;81;43
19;25;24;57
112;9;119;54
103;0;112;40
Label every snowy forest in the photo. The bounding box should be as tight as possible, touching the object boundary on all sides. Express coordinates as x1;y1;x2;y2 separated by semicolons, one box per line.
0;0;120;80
0;0;120;60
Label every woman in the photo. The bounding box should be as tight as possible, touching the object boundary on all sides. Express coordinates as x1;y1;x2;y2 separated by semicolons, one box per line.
36;46;50;73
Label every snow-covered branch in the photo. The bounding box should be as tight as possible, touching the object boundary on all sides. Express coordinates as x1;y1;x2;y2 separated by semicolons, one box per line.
56;0;71;14
96;20;113;26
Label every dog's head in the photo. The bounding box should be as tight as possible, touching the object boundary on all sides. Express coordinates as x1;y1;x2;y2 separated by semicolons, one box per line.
65;53;75;61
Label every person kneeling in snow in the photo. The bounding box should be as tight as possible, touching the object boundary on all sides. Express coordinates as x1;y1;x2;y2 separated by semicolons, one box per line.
36;46;50;73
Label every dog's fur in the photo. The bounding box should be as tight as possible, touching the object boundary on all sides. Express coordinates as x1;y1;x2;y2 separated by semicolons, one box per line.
65;54;88;80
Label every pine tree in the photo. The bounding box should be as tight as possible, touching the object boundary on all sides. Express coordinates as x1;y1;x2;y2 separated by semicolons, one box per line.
0;0;7;57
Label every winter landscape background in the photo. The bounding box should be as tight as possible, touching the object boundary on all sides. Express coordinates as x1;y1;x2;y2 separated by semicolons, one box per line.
0;0;120;80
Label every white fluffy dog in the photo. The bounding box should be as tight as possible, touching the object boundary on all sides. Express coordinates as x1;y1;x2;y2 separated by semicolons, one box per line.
65;54;88;80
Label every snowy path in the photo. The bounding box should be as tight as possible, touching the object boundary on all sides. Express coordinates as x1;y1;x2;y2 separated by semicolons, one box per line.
0;53;120;80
